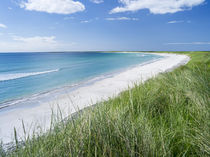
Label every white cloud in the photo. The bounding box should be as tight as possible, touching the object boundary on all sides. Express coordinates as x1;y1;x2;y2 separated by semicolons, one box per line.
90;0;104;4
110;0;205;14
166;42;210;45
13;36;57;44
168;20;184;24
0;35;75;52
0;24;7;29
106;17;139;21
20;0;85;14
80;17;100;23
80;20;91;23
168;20;192;24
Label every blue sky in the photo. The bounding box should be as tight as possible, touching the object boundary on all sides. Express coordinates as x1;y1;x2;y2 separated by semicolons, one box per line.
0;0;209;52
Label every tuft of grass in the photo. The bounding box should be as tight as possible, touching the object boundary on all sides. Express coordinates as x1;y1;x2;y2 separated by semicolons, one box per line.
1;51;210;157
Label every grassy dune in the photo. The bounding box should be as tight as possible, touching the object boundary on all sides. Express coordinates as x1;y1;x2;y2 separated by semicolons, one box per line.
1;51;209;156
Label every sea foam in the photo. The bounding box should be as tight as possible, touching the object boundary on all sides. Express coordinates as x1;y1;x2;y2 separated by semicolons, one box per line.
0;69;59;82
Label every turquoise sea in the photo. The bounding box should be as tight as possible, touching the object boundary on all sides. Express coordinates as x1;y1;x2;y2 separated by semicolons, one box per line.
0;52;163;109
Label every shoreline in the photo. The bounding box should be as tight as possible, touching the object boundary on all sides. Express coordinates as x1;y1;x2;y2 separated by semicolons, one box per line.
0;53;162;111
0;53;190;144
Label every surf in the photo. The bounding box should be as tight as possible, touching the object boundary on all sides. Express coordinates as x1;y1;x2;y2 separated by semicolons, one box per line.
0;69;59;82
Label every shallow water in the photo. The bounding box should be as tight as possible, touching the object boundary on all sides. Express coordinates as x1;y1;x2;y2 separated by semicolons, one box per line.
0;52;163;108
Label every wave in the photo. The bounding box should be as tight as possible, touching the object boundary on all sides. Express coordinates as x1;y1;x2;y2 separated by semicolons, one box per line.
0;57;164;110
0;69;59;82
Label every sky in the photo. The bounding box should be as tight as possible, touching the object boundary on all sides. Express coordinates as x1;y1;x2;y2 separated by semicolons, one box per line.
0;0;210;52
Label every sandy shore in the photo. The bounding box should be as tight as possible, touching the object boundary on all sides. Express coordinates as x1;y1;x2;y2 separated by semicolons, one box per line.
0;53;190;144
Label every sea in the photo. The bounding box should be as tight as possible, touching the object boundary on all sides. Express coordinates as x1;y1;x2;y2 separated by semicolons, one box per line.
0;52;163;110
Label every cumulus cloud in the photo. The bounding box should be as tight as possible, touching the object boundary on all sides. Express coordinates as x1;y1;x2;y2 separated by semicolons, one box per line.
106;17;138;21
0;24;7;29
20;0;85;14
90;0;104;4
110;0;205;14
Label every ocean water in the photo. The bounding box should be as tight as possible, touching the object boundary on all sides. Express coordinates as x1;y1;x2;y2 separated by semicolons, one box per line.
0;52;163;108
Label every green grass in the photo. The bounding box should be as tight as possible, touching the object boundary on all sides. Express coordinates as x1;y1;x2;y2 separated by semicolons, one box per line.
1;51;209;157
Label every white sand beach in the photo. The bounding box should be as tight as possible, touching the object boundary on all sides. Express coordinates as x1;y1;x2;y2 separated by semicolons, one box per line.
0;53;190;144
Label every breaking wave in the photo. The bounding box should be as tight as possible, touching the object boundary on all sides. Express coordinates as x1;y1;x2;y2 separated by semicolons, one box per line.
0;69;59;82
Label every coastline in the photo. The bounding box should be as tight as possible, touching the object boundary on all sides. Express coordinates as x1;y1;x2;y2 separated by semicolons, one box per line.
0;53;162;111
0;53;190;144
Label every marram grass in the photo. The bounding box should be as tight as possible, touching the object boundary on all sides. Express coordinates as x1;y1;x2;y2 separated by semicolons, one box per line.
1;51;209;157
